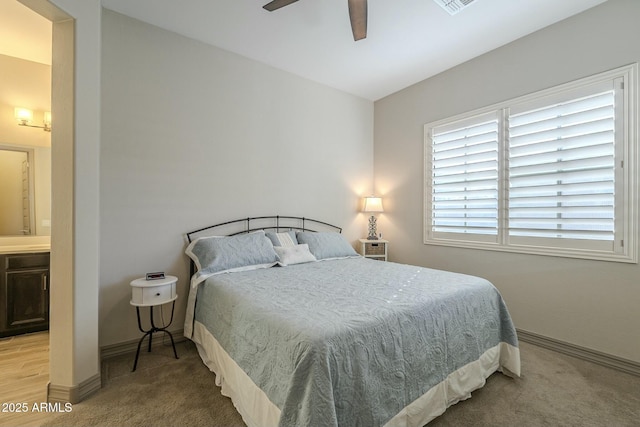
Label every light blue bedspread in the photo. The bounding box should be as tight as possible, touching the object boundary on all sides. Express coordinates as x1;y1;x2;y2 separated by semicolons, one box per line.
194;257;518;426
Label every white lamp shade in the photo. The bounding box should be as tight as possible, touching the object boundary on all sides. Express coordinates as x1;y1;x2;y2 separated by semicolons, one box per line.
15;107;33;123
363;196;384;213
43;111;52;126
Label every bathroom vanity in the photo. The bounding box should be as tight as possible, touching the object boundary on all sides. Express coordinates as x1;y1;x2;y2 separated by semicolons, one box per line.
0;251;50;337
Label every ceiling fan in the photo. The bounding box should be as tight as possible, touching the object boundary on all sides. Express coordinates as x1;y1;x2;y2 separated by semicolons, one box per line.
263;0;368;41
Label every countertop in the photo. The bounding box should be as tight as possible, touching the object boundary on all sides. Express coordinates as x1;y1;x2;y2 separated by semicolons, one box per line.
0;244;51;254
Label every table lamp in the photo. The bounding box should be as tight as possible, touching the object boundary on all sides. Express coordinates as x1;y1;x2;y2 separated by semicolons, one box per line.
363;196;384;240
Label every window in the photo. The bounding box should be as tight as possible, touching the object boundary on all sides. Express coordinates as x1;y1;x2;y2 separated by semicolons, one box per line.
424;65;637;262
430;112;500;241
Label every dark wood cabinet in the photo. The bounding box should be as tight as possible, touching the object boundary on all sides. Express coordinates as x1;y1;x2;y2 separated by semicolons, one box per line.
0;252;49;337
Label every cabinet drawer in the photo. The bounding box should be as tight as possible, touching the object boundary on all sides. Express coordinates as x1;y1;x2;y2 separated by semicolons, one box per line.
6;253;50;270
365;243;385;255
131;282;176;306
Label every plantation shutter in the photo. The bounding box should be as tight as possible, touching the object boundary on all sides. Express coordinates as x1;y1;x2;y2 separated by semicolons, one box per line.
425;66;634;261
508;84;616;244
428;112;500;240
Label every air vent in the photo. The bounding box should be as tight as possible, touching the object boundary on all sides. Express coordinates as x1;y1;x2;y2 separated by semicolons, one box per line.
433;0;477;15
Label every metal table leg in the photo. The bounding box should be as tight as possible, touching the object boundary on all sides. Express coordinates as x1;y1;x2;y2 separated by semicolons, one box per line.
131;301;179;372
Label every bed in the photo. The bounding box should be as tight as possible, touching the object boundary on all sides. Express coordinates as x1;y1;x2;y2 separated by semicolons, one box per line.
184;216;520;427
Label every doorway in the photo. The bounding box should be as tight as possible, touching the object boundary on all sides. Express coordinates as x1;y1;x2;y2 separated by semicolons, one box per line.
0;0;53;410
0;0;101;406
24;0;102;404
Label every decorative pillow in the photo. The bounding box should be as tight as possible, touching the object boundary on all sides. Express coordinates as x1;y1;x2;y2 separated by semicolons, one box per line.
185;230;279;286
274;244;317;266
265;230;298;247
296;231;359;260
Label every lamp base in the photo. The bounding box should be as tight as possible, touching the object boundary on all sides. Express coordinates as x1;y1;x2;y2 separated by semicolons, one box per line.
367;215;378;240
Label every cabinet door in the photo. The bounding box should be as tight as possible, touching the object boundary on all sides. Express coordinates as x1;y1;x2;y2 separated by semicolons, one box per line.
5;269;49;330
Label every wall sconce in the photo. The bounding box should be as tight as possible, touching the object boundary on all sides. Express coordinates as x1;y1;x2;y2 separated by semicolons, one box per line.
362;196;384;240
15;107;52;132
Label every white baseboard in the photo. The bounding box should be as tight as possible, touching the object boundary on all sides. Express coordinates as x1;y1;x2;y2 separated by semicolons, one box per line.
100;328;186;360
517;329;640;377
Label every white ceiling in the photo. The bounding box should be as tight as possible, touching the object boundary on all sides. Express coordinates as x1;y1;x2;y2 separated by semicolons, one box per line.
101;0;607;101
1;0;607;101
0;1;51;65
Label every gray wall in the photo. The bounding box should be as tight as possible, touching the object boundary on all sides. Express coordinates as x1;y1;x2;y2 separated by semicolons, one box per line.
374;0;640;363
100;10;374;347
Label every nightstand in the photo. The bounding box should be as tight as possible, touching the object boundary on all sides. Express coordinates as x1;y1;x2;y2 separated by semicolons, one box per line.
130;275;179;371
358;238;388;261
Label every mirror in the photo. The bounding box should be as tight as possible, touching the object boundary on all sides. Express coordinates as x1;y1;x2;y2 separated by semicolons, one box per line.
0;145;51;237
0;147;33;235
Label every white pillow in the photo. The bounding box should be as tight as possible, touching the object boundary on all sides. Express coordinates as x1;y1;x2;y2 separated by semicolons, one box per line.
275;244;317;266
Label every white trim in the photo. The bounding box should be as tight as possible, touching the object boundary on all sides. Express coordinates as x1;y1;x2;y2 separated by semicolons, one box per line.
426;65;637;128
424;64;638;263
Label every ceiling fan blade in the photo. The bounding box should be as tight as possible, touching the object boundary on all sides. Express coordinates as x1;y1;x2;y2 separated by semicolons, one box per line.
263;0;299;12
348;0;367;41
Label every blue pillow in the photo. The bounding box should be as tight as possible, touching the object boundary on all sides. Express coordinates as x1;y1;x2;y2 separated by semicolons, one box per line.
186;231;279;285
265;230;298;247
296;231;359;260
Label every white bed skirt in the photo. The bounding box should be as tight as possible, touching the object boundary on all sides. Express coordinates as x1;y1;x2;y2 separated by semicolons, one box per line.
192;320;521;427
193;321;281;426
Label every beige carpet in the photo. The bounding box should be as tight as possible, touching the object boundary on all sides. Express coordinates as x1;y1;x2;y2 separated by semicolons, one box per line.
38;340;639;427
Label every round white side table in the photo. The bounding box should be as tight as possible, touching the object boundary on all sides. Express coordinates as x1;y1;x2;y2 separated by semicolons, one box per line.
130;275;179;371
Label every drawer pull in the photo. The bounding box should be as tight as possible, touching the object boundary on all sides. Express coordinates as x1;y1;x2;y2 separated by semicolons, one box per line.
43;274;48;291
